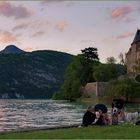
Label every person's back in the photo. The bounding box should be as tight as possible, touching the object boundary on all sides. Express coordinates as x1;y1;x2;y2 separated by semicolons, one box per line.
82;106;96;126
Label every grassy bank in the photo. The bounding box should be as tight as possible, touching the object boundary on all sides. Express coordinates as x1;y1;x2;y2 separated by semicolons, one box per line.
77;96;140;112
0;125;139;139
77;95;112;106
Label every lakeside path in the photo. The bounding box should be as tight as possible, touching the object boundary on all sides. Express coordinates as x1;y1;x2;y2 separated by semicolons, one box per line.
0;124;139;139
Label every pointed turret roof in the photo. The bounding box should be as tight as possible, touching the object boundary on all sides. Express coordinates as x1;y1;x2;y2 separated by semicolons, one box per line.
132;29;140;44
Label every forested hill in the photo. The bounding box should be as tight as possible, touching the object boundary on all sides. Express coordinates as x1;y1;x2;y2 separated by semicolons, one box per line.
0;47;73;99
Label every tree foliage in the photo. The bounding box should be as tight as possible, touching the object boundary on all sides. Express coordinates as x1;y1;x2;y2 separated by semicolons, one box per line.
93;63;126;82
107;77;140;101
53;46;100;101
53;47;128;101
81;47;99;61
53;54;100;101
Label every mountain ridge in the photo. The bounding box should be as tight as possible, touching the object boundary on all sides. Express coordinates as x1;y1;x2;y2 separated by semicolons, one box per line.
0;46;73;99
0;45;25;54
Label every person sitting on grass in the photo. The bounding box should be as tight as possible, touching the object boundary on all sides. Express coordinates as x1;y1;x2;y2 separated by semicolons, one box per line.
111;98;125;125
82;104;109;126
82;106;96;127
94;104;109;125
94;110;105;125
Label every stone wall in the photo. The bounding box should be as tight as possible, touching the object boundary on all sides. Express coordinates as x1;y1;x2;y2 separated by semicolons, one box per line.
96;82;108;96
83;82;96;95
83;82;108;97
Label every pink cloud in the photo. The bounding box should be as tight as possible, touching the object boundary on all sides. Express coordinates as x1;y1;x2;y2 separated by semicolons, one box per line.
117;32;134;39
12;23;29;31
0;1;32;19
56;21;68;32
23;47;33;52
0;31;17;43
32;31;45;37
30;21;50;29
16;20;49;30
110;5;133;20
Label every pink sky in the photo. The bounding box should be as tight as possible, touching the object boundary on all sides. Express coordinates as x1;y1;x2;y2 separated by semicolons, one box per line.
0;1;140;62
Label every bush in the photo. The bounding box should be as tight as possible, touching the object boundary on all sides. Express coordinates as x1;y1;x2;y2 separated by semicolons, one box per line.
106;77;140;101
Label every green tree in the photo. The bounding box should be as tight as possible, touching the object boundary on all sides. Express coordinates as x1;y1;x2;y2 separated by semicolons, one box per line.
53;54;99;101
93;63;126;82
107;77;140;101
53;47;100;101
81;47;99;61
67;55;100;100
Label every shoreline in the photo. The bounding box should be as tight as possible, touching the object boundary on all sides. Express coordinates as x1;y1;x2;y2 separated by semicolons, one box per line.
0;124;81;134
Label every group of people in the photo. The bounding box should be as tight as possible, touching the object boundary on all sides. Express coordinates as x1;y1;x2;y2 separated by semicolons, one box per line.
82;99;140;126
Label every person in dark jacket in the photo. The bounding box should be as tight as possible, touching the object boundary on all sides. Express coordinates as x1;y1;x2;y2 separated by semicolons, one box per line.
112;99;125;110
82;106;96;127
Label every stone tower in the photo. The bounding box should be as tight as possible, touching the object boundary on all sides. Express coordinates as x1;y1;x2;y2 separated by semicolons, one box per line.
126;29;140;77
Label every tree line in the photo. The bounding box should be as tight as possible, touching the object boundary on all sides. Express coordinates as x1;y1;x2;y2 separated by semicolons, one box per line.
53;47;140;101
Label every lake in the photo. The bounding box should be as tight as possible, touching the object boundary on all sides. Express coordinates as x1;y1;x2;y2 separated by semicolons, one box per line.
0;99;139;132
0;99;84;132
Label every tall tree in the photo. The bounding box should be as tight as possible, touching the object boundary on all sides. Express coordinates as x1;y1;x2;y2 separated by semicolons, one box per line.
60;55;95;101
53;47;100;101
81;47;99;61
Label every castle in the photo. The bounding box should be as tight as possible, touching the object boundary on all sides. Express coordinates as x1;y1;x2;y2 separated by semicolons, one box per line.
126;29;140;77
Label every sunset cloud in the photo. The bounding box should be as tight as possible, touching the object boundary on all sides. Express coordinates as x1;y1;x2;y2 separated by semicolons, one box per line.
0;31;17;43
117;32;134;39
32;31;45;37
12;20;50;33
23;47;33;52
0;1;32;19
110;5;133;20
56;21;68;32
12;23;29;31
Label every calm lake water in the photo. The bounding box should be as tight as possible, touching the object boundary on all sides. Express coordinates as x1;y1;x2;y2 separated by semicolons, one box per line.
0;99;84;132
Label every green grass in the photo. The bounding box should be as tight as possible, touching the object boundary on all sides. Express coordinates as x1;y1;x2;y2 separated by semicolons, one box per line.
0;125;139;139
77;95;112;106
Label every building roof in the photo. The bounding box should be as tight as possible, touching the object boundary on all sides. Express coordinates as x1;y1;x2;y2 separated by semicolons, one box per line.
132;29;140;44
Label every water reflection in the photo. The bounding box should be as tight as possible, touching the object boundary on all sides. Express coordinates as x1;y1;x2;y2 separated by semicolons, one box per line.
0;99;84;132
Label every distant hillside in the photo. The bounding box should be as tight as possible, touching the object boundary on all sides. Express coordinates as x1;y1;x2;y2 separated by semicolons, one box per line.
0;45;25;54
0;46;73;99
